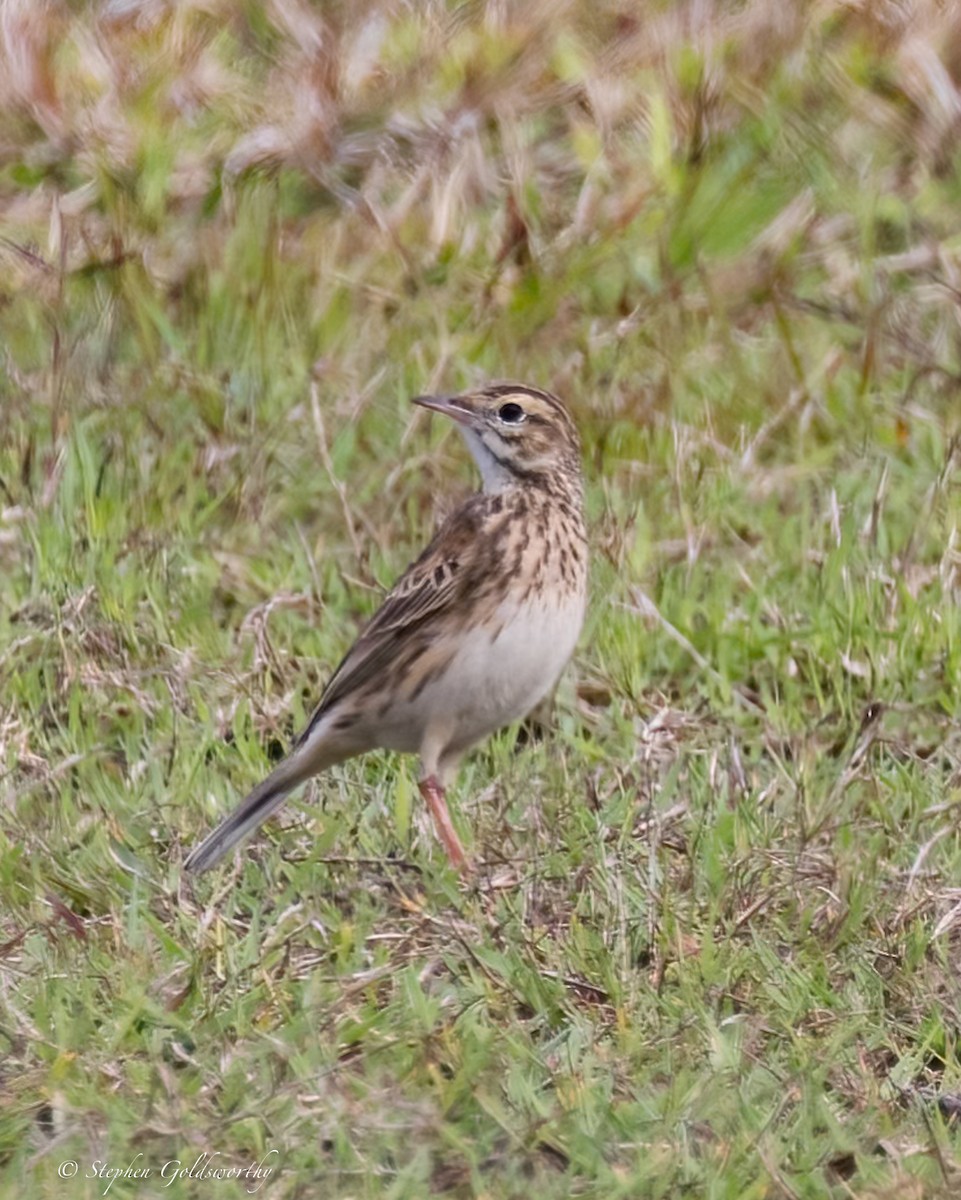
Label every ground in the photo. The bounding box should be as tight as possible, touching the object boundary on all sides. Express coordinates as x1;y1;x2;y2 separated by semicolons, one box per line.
2;1;961;1197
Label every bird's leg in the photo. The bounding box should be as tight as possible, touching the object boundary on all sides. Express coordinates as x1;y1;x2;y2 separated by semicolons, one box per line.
418;775;469;874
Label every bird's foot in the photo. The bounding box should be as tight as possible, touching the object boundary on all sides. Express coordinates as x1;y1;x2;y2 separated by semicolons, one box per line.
418;775;470;874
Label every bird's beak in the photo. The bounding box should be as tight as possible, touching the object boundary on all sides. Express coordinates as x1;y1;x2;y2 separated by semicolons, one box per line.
412;393;475;427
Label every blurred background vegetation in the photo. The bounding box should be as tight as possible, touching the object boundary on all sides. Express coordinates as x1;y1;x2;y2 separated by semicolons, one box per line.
4;0;961;1196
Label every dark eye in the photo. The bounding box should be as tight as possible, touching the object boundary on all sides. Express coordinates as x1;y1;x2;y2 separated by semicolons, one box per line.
498;402;525;424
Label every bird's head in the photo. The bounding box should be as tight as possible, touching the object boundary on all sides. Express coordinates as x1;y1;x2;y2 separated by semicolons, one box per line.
413;382;581;493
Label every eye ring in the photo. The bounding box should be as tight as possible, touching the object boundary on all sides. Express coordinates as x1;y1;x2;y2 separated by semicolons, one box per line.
498;402;525;424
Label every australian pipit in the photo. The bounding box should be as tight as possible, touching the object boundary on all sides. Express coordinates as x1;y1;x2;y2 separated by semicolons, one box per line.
183;383;587;875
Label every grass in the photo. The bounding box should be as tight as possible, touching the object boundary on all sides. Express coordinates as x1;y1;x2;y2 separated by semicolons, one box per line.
3;0;961;1195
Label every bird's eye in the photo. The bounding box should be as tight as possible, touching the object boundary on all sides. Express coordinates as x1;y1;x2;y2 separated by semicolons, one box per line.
498;402;525;424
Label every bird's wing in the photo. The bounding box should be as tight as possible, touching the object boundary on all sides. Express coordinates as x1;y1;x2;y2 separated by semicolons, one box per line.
293;497;486;746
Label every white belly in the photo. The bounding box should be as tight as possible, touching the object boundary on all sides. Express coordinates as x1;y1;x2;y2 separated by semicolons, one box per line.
376;588;585;758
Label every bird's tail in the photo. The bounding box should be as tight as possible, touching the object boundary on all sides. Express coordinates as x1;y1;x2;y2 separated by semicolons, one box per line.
183;748;325;874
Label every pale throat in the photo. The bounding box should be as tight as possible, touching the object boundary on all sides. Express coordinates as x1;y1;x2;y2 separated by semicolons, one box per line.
458;427;519;493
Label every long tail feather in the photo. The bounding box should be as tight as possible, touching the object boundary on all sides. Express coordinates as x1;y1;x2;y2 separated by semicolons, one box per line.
183;752;319;873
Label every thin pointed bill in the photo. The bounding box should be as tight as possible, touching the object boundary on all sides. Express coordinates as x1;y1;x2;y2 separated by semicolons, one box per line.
411;394;475;426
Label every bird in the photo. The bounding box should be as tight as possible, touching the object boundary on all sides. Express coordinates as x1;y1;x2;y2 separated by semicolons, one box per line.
183;382;588;876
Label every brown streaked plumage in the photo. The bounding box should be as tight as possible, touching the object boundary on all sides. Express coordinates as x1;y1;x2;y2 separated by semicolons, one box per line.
183;382;587;875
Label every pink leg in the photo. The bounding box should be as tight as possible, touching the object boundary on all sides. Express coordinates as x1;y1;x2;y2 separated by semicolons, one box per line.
418;775;469;874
